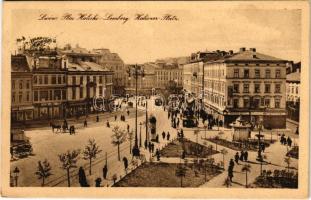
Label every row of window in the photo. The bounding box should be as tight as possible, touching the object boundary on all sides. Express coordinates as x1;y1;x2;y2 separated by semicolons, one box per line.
233;68;282;78
156;71;182;76
231;98;281;109
204;69;225;78
71;75;106;85
287;86;299;95
12;80;31;90
12;91;31;103
71;86;105;100
158;76;182;81
233;83;281;93
33;75;66;85
33;90;66;102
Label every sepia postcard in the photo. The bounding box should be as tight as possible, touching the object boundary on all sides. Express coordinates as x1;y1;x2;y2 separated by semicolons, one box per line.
1;1;310;198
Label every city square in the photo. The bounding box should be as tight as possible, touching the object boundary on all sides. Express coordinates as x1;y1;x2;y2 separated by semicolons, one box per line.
7;6;303;191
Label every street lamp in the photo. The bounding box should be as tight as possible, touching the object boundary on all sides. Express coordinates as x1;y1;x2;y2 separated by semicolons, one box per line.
13;166;20;187
139;122;142;147
127;64;145;157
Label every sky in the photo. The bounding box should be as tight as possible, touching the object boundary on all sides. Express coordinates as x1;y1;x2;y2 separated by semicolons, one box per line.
11;5;302;63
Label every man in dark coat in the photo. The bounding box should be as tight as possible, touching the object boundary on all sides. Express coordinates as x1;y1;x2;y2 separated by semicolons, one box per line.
78;167;88;187
96;115;99;122
234;152;239;164
240;151;244;161
84;119;87;127
167;132;170;141
102;164;108;180
244;151;248;161
123;157;128;171
156;149;160;161
144;139;148;149
162;131;166;140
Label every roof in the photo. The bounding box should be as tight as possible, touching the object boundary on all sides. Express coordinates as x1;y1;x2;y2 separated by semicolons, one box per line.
286;71;300;83
221;50;286;62
11;55;31;72
67;61;110;72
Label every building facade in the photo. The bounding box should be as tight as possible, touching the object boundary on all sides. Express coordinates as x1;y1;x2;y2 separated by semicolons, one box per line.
11;55;34;123
31;53;67;120
61;50;113;118
183;51;227;99
203;47;288;129
155;64;183;90
286;69;300;122
125;64;156;95
93;48;126;95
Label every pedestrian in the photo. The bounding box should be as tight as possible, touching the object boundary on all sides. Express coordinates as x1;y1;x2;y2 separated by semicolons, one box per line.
240;151;244;161
123;157;128;172
234;152;239;164
287;137;292;147
127;124;130;132
168;112;170;119
151;143;155;153
261;143;266;152
78;167;88;187
177;118;180;127
156;134;159;143
127;110;130;116
115;115;117;121
162;131;166;140
95;178;102;187
244;151;248;162
102;164;108;179
167;132;170;141
148;142;152;153
84;119;87;127
106;120;110;128
144;139;148;149
228;168;234;182
96;115;99;122
229;158;235;169
156;149;160;161
181;150;186;159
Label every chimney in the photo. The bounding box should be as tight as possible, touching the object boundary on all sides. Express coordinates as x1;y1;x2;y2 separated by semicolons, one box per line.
250;48;256;52
239;47;246;52
229;50;233;55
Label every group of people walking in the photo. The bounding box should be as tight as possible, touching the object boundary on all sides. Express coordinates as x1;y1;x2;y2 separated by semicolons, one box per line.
234;150;249;164
280;134;293;147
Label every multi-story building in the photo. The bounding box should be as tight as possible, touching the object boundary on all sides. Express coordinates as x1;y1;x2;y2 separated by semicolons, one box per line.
30;51;67;120
93;48;126;95
125;63;156;96
11;55;34;123
204;47;288;128
60;49;113;118
183;51;226;98
155;63;183;91
286;69;300;122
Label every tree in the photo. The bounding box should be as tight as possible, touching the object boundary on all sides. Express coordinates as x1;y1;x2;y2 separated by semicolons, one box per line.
111;126;127;161
35;159;52;186
175;164;187;187
127;129;134;154
220;148;228;169
83;139;102;175
58;149;80;187
284;157;291;172
241;164;251;188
